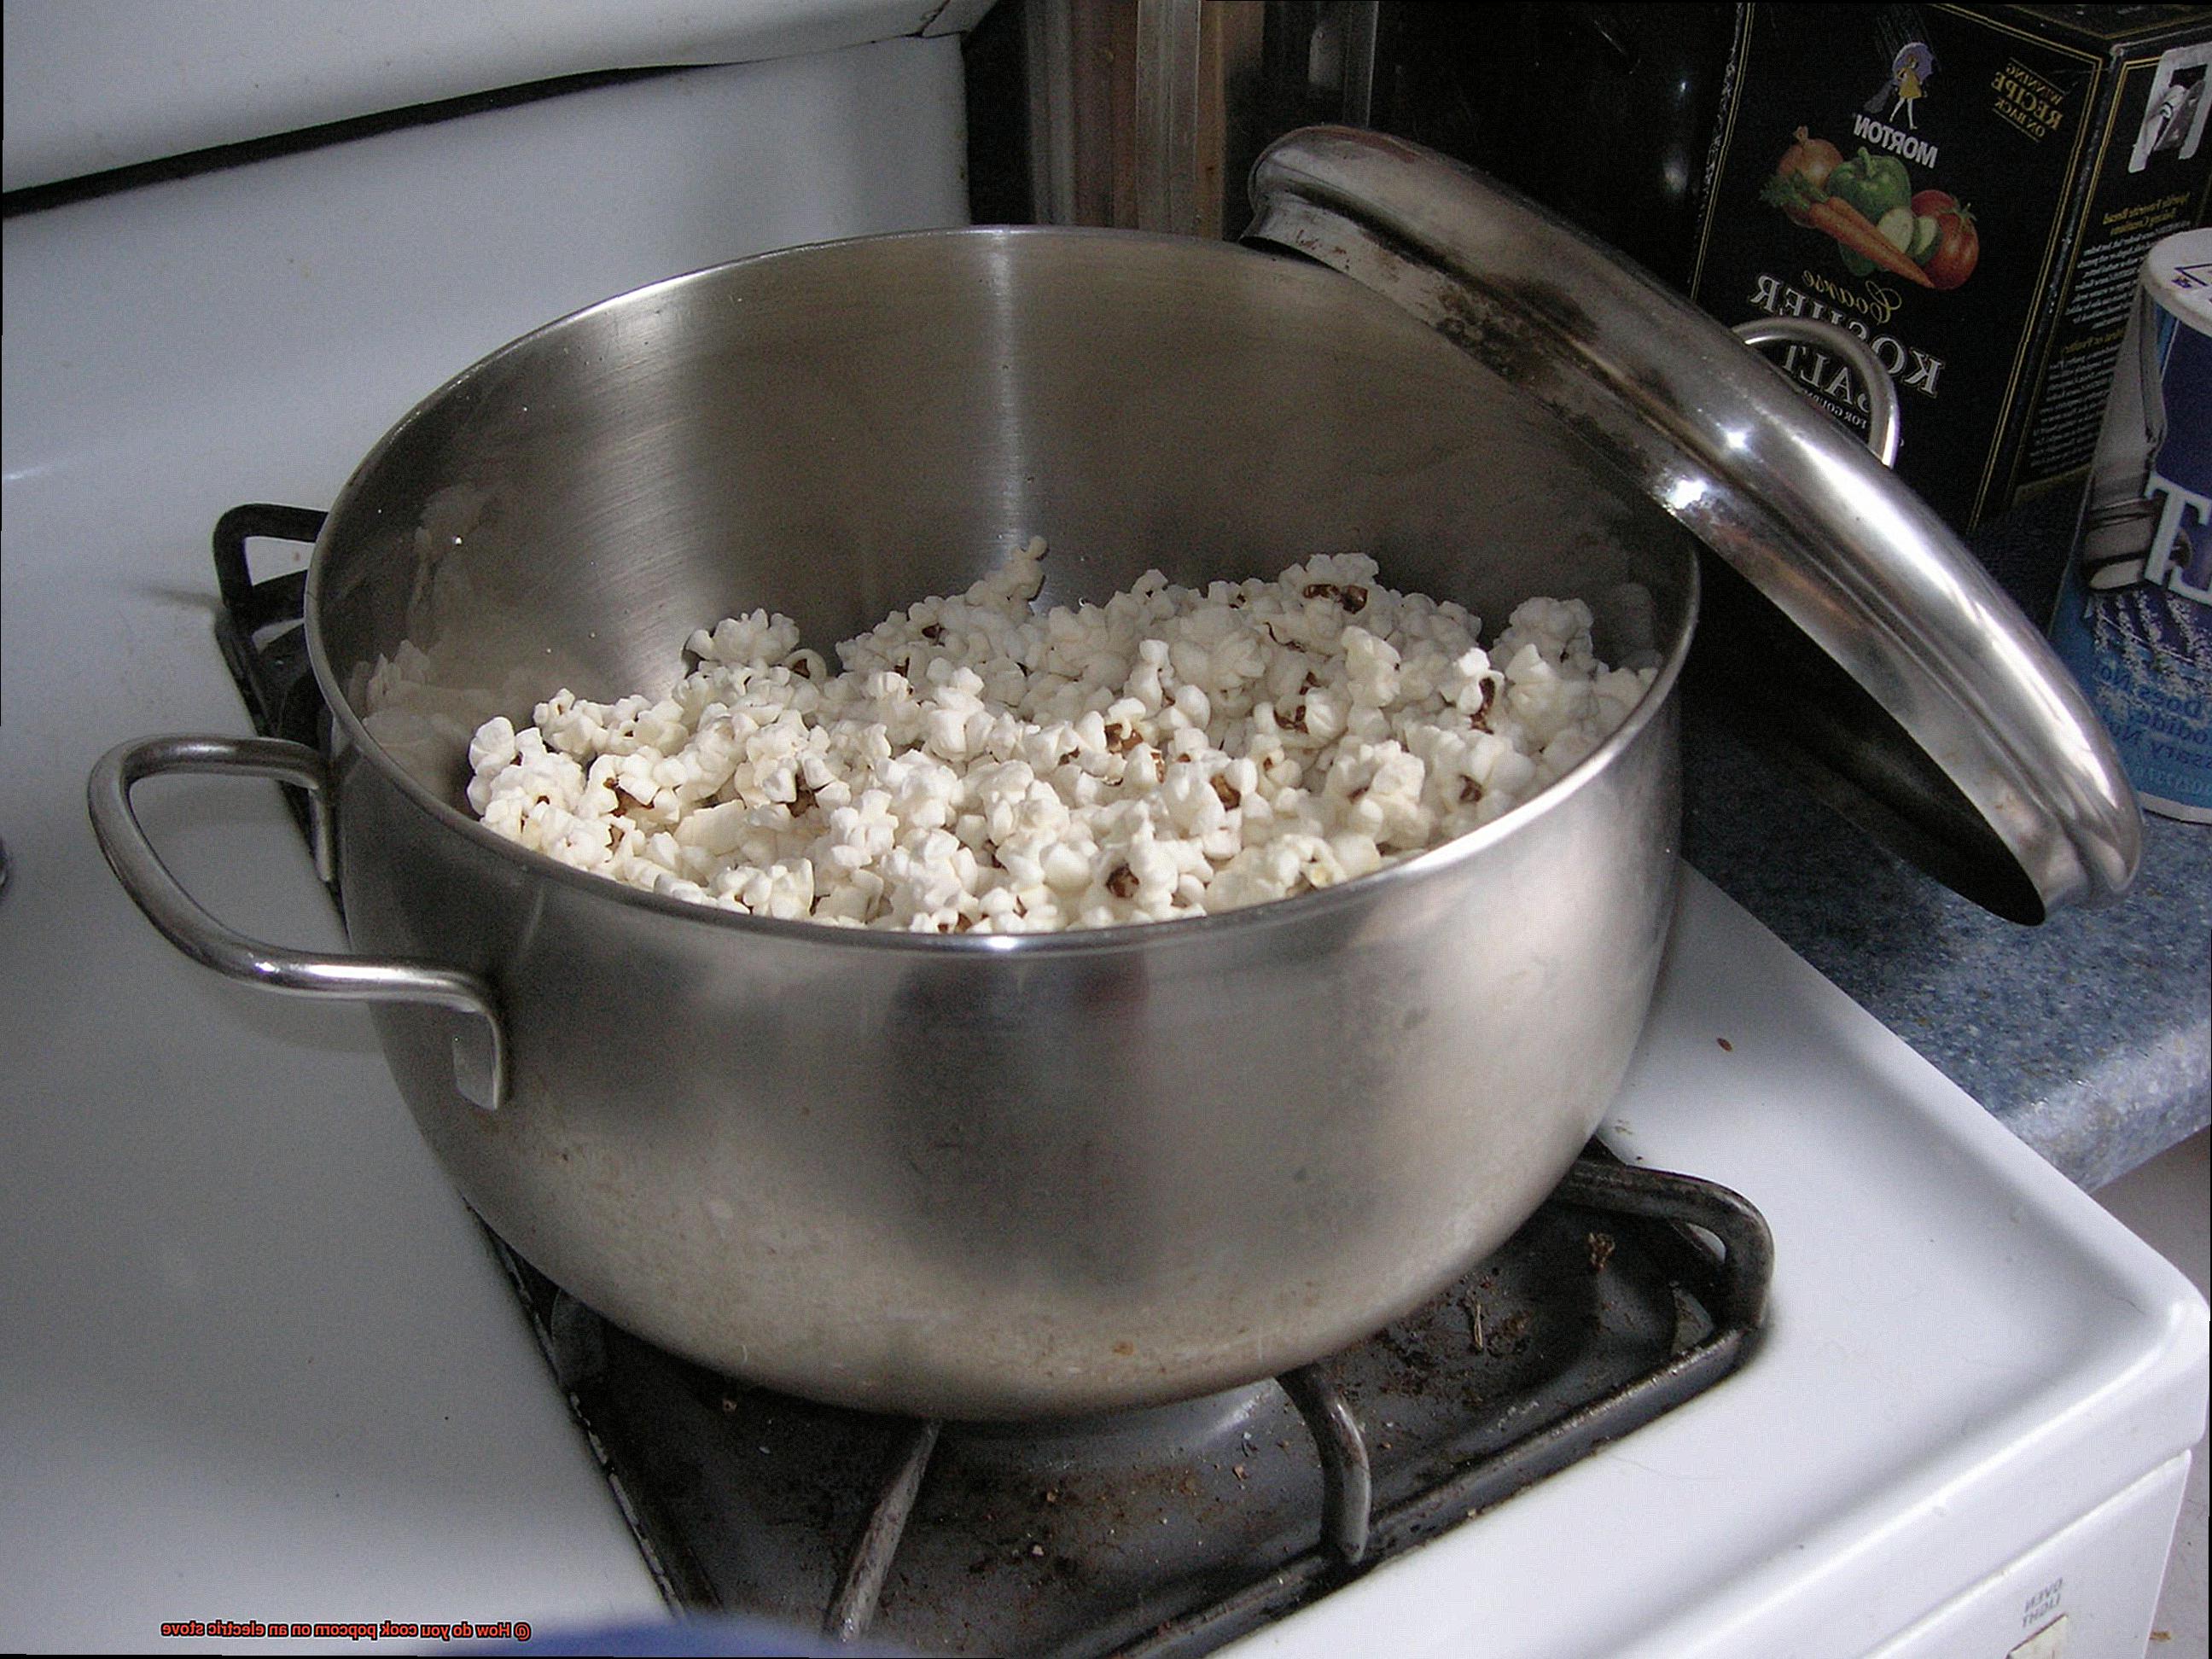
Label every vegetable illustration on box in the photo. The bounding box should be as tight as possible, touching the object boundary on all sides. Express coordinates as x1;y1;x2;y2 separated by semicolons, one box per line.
1690;4;2212;536
1761;129;1977;289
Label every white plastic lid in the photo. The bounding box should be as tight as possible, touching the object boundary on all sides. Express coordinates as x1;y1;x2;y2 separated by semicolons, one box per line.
2145;226;2212;335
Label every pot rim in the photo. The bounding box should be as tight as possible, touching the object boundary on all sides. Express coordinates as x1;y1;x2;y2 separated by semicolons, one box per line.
305;224;1699;958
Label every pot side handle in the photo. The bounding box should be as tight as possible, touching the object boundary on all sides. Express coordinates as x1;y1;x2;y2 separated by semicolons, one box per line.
87;734;506;1111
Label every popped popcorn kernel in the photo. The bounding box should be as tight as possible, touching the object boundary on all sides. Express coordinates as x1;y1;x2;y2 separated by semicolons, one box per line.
465;540;1655;930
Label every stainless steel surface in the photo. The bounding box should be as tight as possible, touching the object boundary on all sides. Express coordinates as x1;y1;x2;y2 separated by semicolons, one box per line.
101;224;1697;1419
1134;0;1202;236
1732;317;1901;469
1022;0;1082;225
1019;0;1266;241
1022;0;1138;230
1337;2;1380;131
86;734;506;1109
1245;125;2142;922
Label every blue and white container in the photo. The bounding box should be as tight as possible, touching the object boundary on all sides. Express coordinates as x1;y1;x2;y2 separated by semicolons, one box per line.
2050;226;2212;823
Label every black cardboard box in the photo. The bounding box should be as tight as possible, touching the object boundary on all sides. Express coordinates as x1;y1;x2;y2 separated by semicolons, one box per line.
1691;3;2212;534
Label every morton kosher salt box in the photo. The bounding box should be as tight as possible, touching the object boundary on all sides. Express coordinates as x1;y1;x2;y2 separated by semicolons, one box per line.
1690;3;2212;535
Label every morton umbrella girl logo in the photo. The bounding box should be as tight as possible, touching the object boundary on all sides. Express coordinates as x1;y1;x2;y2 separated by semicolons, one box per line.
1867;41;1938;130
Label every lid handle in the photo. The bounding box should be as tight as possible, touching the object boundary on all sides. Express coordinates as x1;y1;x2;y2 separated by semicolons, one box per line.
1732;318;1901;469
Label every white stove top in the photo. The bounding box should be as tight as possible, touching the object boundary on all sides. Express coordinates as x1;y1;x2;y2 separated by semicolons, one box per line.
3;28;2203;1659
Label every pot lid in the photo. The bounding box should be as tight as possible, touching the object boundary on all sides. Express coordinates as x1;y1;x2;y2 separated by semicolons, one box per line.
1244;126;2140;923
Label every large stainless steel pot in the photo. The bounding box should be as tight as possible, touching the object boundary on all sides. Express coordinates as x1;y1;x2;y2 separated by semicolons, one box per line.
88;129;2138;1420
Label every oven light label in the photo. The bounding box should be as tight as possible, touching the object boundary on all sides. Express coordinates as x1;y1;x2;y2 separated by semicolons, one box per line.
2021;1575;2064;1626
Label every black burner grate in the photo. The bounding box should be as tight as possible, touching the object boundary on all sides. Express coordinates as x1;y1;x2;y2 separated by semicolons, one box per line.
484;1159;1767;1659
210;505;1774;1658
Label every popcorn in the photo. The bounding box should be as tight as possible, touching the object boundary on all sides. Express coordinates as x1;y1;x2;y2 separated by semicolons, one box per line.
465;538;1656;932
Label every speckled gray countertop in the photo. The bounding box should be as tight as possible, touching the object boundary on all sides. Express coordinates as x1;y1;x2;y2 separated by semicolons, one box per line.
1678;496;2211;1191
